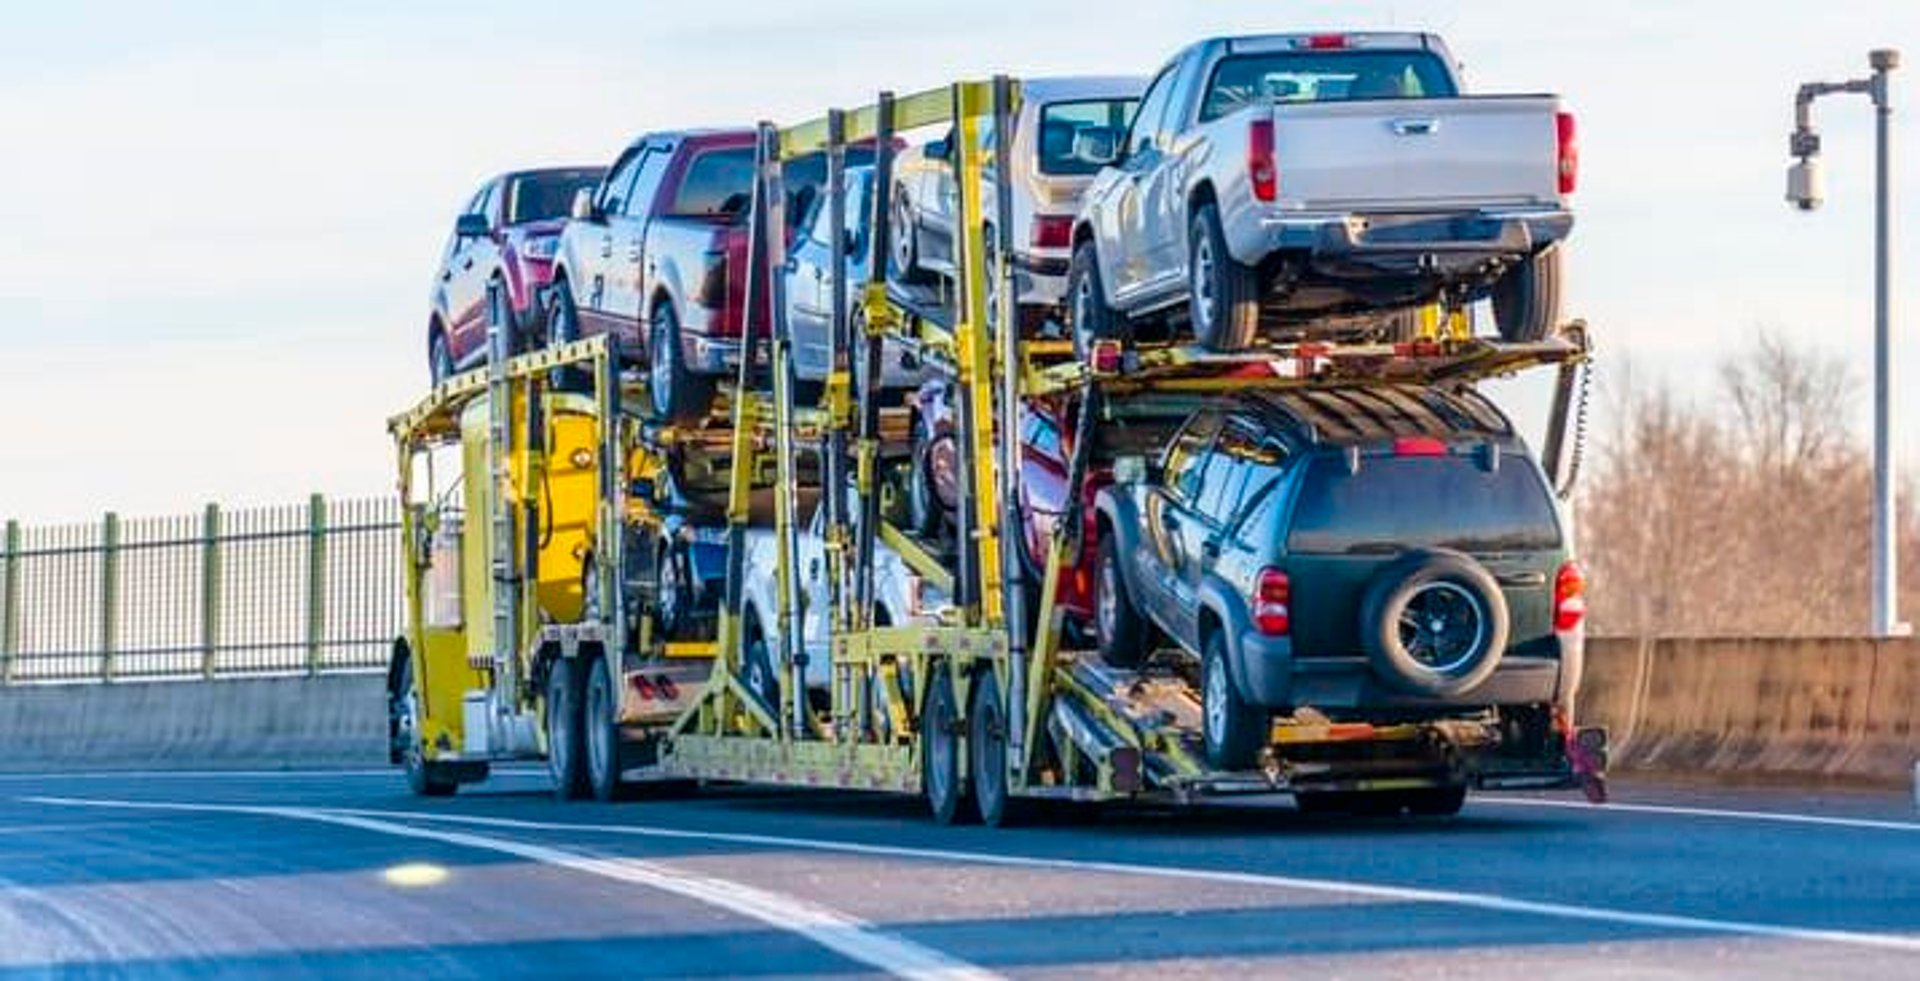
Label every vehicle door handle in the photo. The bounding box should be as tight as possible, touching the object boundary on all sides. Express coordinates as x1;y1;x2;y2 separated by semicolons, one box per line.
462;257;473;270
600;236;613;259
1391;118;1440;136
627;240;642;262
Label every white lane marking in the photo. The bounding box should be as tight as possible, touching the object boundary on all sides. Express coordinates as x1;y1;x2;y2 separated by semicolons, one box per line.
203;802;1920;956
26;797;997;981
1476;795;1920;834
0;770;397;781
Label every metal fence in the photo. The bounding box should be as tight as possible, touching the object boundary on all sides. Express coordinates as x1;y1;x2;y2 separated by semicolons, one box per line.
0;496;402;683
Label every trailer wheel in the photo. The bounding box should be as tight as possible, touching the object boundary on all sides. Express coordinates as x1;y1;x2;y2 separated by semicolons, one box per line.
1491;245;1562;343
922;668;973;825
968;671;1021;827
1404;784;1468;817
545;657;590;800
583;653;627;802
1188;203;1262;351
395;657;458;798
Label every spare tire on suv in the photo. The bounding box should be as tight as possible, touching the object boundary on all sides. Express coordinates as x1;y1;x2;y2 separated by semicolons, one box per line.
1358;549;1509;697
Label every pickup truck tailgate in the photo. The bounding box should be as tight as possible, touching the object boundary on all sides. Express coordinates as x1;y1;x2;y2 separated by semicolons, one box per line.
1270;96;1563;211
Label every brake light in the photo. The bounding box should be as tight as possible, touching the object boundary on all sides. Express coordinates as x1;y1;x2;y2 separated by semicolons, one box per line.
1554;560;1587;632
1089;338;1123;375
1254;567;1291;636
1393;435;1448;457
1248;118;1278;203
1303;34;1349;50
1555;111;1578;195
1030;215;1073;249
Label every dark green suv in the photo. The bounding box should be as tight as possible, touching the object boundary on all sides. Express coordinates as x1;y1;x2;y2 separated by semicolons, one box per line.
1092;384;1587;770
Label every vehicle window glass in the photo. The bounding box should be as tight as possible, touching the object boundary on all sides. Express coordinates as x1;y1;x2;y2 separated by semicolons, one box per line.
506;170;604;224
1162;412;1220;502
1028;411;1062;461
667;146;754;218
598;149;647;215
1201;50;1458;122
1288;453;1562;554
1037;99;1141;176
1194;421;1267;522
626;150;675;217
1125;63;1177;158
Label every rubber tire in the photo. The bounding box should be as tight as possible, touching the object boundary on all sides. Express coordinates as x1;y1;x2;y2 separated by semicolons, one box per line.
546;658;590;800
649;302;715;424
1405;784;1469;817
547;280;594;393
1358;550;1510;698
654;541;690;641
1491;245;1562;343
396;657;458;798
429;329;455;386
1202;630;1265;771
1068;240;1118;362
1093;534;1149;669
922;668;973;825
893;193;928;283
907;433;948;540
583;654;626;802
968;671;1021;827
742;627;781;719
1187;203;1262;351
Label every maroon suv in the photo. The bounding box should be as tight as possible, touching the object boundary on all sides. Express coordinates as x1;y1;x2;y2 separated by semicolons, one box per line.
427;167;606;383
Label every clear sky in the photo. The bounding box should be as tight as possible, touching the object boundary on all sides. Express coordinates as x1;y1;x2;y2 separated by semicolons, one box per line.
2;0;1916;522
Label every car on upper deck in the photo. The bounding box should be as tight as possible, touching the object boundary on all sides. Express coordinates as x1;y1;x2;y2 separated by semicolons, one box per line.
891;76;1145;325
783;164;924;389
427;167;605;383
1091;384;1586;773
1070;32;1576;354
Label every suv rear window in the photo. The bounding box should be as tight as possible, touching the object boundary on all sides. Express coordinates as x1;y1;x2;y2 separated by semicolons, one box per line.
1037;99;1140;175
1201;50;1458;121
506;171;603;224
1287;453;1560;555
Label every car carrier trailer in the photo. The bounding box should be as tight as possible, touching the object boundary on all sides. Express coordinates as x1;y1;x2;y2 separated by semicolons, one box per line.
387;78;1607;821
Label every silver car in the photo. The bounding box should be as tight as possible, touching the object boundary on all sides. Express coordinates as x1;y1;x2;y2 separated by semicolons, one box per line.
891;75;1145;316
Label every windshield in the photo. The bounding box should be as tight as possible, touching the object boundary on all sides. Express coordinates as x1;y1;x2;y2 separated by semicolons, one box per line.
1037;98;1140;175
505;170;603;224
669;147;757;217
1201;50;1458;122
1288;452;1560;555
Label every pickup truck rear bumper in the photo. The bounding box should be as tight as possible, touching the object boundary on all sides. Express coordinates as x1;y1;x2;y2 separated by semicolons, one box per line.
683;333;742;376
1234;629;1565;709
1252;208;1573;270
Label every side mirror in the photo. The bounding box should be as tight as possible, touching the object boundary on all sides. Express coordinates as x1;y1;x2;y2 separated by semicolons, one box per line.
454;213;491;239
1074;128;1123;168
570;187;597;221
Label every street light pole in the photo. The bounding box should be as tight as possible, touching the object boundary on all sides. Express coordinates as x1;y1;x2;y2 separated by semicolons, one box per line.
1788;49;1909;639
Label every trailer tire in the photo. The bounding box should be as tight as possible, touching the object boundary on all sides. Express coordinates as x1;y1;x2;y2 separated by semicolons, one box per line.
922;668;973;825
395;657;459;798
1188;203;1262;352
742;628;781;723
1094;535;1149;669
1491;245;1562;343
583;653;628;802
545;657;590;800
968;670;1022;827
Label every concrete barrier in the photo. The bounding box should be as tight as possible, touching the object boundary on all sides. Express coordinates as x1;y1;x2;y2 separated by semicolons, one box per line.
1581;637;1920;785
0;674;386;772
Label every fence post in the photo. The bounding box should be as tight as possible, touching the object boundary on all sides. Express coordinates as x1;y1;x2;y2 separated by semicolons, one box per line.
2;520;19;685
201;504;221;679
307;494;326;676
100;512;119;682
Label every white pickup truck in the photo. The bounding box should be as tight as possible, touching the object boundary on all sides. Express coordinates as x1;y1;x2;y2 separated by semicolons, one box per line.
1070;32;1576;351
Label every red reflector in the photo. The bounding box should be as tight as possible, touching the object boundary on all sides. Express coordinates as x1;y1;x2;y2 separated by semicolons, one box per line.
1030;214;1074;249
1248;118;1277;203
1254;567;1291;636
632;674;657;700
1556;111;1579;195
1393;436;1448;457
1304;34;1349;49
655;675;679;701
1555;560;1587;632
1089;339;1123;374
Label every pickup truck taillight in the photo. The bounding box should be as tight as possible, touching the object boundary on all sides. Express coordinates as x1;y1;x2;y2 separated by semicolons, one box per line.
1556;111;1579;195
1554;560;1587;632
1248;118;1278;203
1253;567;1290;636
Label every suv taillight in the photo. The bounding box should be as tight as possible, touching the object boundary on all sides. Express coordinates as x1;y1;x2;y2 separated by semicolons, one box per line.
1554;560;1587;632
1249;118;1278;203
1556;111;1578;195
1030;215;1073;249
1254;567;1290;636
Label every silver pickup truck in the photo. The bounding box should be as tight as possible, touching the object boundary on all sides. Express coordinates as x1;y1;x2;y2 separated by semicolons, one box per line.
1070;32;1576;351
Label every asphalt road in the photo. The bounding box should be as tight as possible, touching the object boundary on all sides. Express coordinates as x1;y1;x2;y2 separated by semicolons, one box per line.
0;769;1916;979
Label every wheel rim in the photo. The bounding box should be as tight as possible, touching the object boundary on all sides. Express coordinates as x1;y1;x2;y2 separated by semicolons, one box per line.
547;672;571;784
927;683;955;806
1192;228;1215;335
552;293;575;344
1072;265;1096;358
1097;554;1119;646
746;641;773;708
1396;582;1487;674
974;685;1005;817
650;314;674;418
1204;651;1228;749
586;665;612;783
399;686;423;773
658;548;684;638
431;338;452;384
894;200;914;271
583;560;601;622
